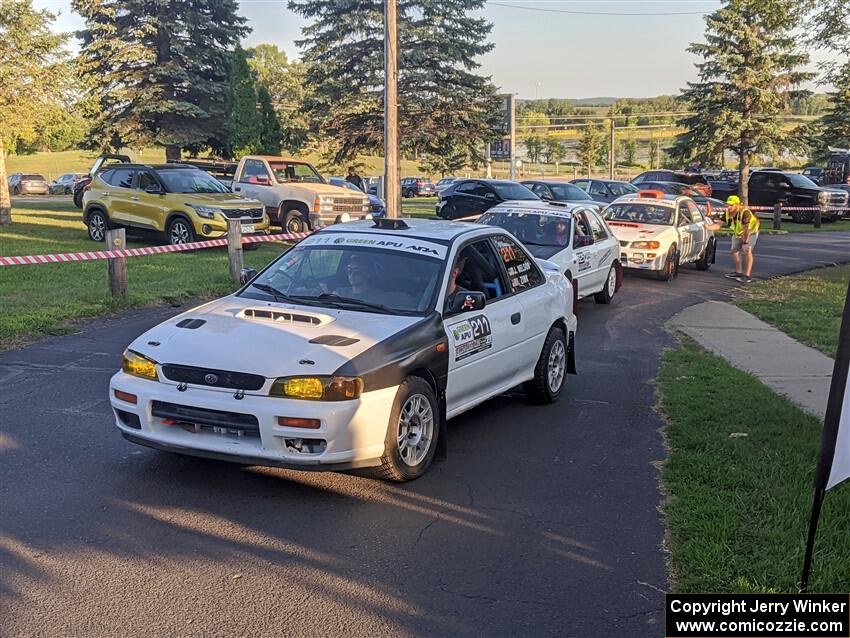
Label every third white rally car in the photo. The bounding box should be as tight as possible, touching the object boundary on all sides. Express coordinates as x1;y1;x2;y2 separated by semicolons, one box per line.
602;190;717;280
109;218;577;481
477;200;622;303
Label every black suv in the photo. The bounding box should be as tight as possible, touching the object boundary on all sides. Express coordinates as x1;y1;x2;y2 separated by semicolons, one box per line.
401;177;437;198
436;179;539;220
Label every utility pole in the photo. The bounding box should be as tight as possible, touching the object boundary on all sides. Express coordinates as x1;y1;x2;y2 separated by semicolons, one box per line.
509;94;516;181
609;117;615;180
384;0;400;218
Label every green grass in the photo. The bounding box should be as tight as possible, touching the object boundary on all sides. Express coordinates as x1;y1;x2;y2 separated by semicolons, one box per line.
748;216;850;234
659;341;850;593
737;265;850;357
0;201;286;349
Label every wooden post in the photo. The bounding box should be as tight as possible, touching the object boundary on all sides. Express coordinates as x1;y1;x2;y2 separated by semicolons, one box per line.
773;202;782;230
815;203;824;229
384;0;400;218
106;228;128;299
609;118;615;180
227;218;243;283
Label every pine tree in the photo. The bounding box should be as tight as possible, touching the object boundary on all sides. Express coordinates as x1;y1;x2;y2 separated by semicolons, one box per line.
0;0;68;225
257;85;283;155
225;46;262;158
73;0;248;160
288;0;502;167
577;123;603;177
673;0;812;203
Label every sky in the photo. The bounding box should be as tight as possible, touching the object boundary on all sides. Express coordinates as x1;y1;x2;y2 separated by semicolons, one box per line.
36;0;828;99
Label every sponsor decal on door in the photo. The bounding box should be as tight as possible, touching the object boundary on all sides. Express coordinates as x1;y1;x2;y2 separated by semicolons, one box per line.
451;314;492;361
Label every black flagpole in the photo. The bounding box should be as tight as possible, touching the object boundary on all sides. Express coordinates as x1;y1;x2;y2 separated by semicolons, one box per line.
800;279;850;592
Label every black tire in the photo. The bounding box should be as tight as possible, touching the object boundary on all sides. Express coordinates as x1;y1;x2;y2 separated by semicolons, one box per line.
594;263;618;304
524;326;568;404
792;210;813;224
695;238;715;271
166;216;195;245
655;246;678;281
86;209;109;242
283;209;308;233
373;376;440;482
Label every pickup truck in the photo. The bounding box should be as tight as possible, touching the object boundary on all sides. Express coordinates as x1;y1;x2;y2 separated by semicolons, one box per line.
709;170;849;223
179;156;370;232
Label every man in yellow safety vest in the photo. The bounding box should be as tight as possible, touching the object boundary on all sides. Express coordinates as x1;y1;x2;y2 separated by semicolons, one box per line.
717;195;760;283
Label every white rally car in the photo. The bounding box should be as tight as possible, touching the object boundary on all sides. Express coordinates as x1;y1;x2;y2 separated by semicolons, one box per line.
477;201;622;303
110;218;577;481
602;190;717;280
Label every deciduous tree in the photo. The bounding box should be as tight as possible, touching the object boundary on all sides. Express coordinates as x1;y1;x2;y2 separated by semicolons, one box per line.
577;123;603;177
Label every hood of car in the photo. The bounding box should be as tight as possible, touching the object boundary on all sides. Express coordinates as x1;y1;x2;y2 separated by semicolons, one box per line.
173;193;263;208
127;296;422;379
606;221;673;243
289;182;369;199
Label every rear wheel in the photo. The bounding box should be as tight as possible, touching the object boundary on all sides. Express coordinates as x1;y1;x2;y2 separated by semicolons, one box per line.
524;327;567;404
594;263;618;304
695;238;715;271
167;217;195;245
374;377;440;482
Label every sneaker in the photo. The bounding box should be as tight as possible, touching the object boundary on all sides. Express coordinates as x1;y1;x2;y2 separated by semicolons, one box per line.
736;275;753;283
724;271;741;279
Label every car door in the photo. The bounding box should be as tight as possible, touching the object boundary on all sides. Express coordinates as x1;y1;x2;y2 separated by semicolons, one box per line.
748;172;772;206
684;201;707;261
130;170;168;231
585;208;618;287
490;233;552;382
103;167;137;225
233;159;276;213
448;181;479;219
570;212;596;295
676;202;698;261
443;237;526;417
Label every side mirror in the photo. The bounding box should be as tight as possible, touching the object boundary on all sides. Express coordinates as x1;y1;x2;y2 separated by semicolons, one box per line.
447;290;486;314
144;183;162;194
239;268;258;286
574;235;594;248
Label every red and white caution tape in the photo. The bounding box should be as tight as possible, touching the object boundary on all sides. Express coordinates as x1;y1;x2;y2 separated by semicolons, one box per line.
0;231;311;267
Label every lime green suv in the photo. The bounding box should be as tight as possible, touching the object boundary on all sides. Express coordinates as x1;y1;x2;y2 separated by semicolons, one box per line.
82;163;270;245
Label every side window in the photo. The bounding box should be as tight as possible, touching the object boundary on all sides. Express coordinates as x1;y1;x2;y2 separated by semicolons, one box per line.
750;173;767;189
529;183;546;197
678;203;692;225
111;168;134;189
472;183;494;198
449;239;510;306
573;180;590;191
137;171;158;191
575;213;591;237
586;211;609;241
455;181;476;194
492;235;543;293
99;169;116;186
239;159;270;185
687;201;704;223
588;181;609;196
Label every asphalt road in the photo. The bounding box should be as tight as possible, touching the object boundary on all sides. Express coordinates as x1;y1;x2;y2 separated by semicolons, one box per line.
1;232;848;637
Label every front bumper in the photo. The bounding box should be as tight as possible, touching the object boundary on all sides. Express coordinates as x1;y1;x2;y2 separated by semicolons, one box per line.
619;248;665;271
196;216;270;238
109;371;396;470
309;211;372;227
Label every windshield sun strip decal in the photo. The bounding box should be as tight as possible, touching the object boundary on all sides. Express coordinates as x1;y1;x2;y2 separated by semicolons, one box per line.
301;233;448;260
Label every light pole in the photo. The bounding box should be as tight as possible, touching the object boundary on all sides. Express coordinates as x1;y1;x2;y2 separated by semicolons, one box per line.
384;0;400;218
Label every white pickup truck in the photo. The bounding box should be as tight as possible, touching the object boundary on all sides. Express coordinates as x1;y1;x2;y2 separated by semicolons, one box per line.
207;156;369;232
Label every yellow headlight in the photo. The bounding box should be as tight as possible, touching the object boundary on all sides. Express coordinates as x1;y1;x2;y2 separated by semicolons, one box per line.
122;350;158;381
269;376;363;401
632;240;660;249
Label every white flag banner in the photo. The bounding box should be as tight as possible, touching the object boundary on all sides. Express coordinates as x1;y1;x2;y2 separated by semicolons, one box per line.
826;377;850;489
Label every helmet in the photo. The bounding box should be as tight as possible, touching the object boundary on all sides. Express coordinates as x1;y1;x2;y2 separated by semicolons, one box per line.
726;195;741;205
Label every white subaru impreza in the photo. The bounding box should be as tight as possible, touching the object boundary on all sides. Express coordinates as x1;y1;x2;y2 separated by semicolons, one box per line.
110;218;577;481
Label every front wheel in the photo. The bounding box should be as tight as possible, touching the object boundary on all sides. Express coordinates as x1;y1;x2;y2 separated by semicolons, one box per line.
374;377;440;482
594;263;618;304
283;209;308;233
167;217;195;245
87;209;109;242
695;238;715;271
524;326;567;404
655;247;678;281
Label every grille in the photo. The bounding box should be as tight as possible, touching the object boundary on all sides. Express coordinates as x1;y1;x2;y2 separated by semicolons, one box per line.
829;192;849;205
222;208;263;219
152;401;259;435
333;197;365;206
161;364;265;390
370;203;383;213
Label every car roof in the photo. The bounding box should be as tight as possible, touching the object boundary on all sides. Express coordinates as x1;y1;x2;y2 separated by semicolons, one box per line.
611;192;684;206
315;218;498;243
487;200;594;216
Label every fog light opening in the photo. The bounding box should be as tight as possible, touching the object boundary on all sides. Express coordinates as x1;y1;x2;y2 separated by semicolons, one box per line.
283;438;327;454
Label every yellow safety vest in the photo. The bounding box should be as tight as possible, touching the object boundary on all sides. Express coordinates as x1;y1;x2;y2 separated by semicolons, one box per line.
726;207;760;237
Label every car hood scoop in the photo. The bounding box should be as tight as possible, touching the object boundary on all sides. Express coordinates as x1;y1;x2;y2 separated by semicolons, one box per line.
128;296;420;378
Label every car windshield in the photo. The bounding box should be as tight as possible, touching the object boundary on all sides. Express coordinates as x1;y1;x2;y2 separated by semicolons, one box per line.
157;169;229;194
270;162;324;184
491;182;538;200
478;211;572;249
786;173;819;188
550;184;590;200
242;237;447;315
605;203;675;225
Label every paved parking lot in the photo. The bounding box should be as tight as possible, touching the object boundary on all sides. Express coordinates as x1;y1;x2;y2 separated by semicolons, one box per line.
1;232;848;637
